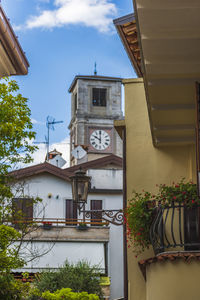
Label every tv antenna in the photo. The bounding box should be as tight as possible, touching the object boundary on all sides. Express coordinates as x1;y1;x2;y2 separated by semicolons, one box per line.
34;116;63;161
46;116;63;160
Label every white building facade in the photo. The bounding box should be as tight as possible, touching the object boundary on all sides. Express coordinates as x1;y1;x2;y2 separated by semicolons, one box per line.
11;155;124;300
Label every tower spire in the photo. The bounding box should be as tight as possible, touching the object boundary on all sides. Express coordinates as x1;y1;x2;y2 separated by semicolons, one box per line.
94;62;97;75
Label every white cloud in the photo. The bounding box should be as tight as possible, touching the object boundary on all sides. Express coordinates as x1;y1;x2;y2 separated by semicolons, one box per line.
23;0;117;33
20;137;70;168
31;118;44;125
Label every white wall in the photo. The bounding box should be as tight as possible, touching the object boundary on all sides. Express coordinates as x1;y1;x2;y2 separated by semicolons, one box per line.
87;193;124;300
16;242;105;273
88;169;123;190
20;174;71;221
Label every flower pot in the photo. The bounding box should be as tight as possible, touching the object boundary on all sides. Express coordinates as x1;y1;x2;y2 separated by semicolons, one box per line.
77;224;88;230
43;223;52;230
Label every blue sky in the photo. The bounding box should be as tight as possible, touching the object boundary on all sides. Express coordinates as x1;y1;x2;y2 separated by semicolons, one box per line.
3;0;136;165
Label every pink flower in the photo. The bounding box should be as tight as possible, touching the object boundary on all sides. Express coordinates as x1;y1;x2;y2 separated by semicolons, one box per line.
192;200;195;204
173;196;177;200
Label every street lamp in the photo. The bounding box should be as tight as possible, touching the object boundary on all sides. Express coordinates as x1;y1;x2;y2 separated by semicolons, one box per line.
70;168;123;225
70;168;91;207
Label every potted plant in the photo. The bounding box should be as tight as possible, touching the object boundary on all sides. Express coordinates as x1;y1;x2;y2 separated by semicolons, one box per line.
77;223;88;230
125;179;199;256
22;272;29;282
42;221;52;230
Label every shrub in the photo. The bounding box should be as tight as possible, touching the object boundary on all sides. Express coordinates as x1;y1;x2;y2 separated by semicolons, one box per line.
0;273;30;300
42;288;99;300
35;261;102;298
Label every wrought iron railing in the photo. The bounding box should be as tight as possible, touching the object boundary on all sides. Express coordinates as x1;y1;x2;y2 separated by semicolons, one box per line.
150;202;200;254
4;218;109;227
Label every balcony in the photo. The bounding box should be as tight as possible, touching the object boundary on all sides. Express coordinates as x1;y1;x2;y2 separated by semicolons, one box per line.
150;202;200;254
9;218;109;242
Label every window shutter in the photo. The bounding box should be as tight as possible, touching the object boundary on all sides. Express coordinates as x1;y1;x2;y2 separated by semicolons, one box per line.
66;200;77;225
91;200;102;225
12;198;33;228
23;199;33;222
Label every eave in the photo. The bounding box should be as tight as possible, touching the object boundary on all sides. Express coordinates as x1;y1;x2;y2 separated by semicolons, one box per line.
68;75;122;93
113;14;142;78
10;162;71;182
116;2;200;146
0;5;29;77
64;154;123;173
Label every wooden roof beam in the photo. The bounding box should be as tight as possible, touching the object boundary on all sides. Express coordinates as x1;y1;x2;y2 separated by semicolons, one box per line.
151;104;195;111
153;124;194;131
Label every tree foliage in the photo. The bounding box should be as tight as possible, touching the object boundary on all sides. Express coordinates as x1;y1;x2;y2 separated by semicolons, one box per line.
35;261;103;298
0;225;24;272
0;78;37;272
0;78;36;204
0;78;36;170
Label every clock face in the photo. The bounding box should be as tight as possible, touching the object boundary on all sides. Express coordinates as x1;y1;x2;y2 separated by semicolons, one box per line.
90;130;111;151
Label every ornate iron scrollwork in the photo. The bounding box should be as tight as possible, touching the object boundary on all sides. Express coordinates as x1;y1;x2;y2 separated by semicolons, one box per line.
83;209;123;225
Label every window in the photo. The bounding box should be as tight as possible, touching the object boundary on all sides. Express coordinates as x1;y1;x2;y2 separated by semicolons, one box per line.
91;200;102;226
92;88;106;107
66;200;77;225
74;93;77;112
12;198;33;229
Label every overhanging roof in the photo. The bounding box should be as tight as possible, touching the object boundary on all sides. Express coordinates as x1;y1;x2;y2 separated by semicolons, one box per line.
10;155;122;181
63;154;122;174
0;5;29;77
113;14;142;77
10;162;71;182
116;1;200;146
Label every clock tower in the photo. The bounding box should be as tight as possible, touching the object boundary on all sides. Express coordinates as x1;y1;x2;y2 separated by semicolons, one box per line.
68;75;123;166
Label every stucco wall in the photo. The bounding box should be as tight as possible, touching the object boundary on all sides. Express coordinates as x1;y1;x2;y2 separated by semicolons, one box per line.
146;260;200;300
89;169;122;190
124;78;196;300
87;192;124;300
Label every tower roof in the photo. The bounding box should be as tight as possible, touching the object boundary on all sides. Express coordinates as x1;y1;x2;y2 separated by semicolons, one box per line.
68;75;122;93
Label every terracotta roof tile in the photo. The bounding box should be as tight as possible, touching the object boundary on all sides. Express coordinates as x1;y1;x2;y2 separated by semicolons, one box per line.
64;154;122;173
10;162;71;182
138;252;200;280
10;155;122;181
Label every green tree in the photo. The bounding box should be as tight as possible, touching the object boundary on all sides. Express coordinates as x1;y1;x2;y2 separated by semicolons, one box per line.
0;225;24;271
0;78;36;203
0;78;37;272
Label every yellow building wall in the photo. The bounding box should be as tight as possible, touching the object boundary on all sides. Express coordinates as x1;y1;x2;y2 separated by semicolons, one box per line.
123;78;196;300
146;260;200;300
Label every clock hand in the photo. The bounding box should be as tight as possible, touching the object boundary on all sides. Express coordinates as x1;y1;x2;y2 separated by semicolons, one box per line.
99;131;102;143
93;135;101;141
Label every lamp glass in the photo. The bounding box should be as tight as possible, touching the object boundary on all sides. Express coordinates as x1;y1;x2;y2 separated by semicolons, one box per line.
71;169;90;203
